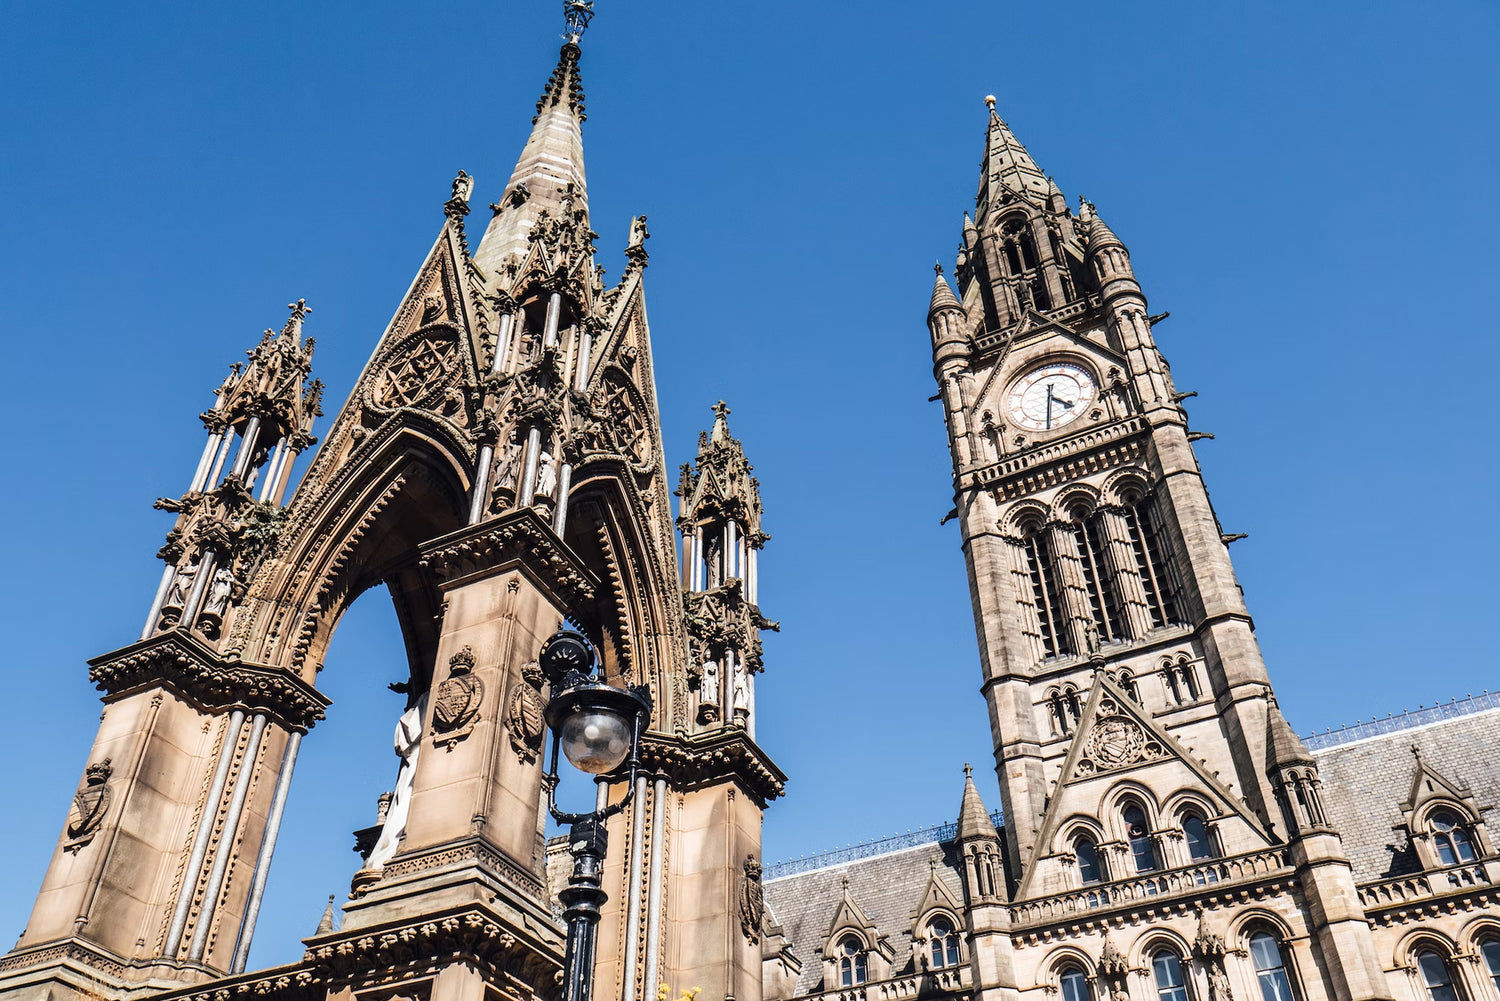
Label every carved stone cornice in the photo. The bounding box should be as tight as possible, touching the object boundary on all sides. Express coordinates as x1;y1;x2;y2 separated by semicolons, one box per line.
962;417;1147;499
638;729;787;808
419;507;597;608
87;633;329;732
375;836;543;900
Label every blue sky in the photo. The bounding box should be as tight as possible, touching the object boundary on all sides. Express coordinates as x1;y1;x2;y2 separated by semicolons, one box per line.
1;0;1495;972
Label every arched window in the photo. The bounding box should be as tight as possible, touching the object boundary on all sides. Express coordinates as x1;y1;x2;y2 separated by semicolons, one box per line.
1023;527;1071;657
1124;804;1159;872
1416;949;1460;1001
1072;511;1126;644
1060;966;1092;1001
1116;669;1140;703
928;916;961;969
1182;813;1216;861
1151;951;1191;1001
1120;491;1184;628
1431;811;1478;865
838;936;868;987
1249;932;1297;1001
1480;939;1500;995
1074;835;1103;885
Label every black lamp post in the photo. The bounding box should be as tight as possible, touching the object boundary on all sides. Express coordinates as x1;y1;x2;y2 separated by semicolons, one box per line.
538;628;653;1001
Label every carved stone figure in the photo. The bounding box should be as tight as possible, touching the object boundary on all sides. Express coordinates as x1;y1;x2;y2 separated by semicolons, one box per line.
164;562;197;610
732;658;749;718
701;659;721;707
65;760;113;852
367;693;428;869
202;564;236;618
507;662;547;764
535;450;558;499
628;214;649;248
1208;965;1234;1001
451;170;472;204
493;440;522;493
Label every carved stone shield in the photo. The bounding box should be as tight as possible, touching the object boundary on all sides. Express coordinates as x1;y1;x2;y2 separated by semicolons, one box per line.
507;662;547;764
740;856;764;943
1089;717;1146;768
432;647;484;750
66;760;113;851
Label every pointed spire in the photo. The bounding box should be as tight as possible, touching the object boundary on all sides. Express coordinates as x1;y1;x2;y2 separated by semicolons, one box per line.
315;894;336;934
1078;196;1125;253
473;38;591;277
710;400;731;443
929;264;963;317
1266;694;1315;767
980;95;1051;209
956;763;999;841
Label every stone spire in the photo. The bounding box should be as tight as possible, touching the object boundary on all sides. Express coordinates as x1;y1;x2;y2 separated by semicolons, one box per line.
1266;694;1316;767
928;263;963;317
956;763;999;841
472;40;590;277
979;95;1051;212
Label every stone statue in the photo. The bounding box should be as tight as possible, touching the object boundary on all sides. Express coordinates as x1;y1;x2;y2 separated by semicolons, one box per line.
202;564;236;617
732;659;749;713
628;214;649;248
451;170;473;204
700;659;720;707
164;562;196;609
1208;965;1234;1001
492;440;521;492
536;450;558;499
367;693;429;869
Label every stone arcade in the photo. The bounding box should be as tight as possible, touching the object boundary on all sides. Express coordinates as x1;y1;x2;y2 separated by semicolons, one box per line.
2;13;1498;1001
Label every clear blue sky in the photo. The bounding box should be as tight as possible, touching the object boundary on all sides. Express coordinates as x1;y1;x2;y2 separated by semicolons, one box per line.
1;0;1495;972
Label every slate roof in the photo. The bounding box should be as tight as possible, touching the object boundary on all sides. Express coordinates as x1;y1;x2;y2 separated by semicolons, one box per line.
762;839;968;997
1314;705;1500;884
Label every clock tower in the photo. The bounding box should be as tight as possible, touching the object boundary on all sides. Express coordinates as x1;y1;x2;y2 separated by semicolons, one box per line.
928;98;1394;998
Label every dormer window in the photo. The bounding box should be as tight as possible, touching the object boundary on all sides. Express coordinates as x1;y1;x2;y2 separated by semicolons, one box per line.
1431;811;1477;865
928;916;961;969
838;936;868;987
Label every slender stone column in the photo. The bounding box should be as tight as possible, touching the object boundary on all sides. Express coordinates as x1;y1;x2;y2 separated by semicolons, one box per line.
506;314;526;375
469;445;494;525
182;550;217;628
575;327;592;392
230;417;262;480
543;293;562;347
189;712;269;961
642;777;668;1001
747;547;758;604
206;431;235;489
230;730;302;972
1047;522;1095;654
490;312;516;375
164;710;246;957
141;565;176;641
621;774;648;1001
725;521;738;579
553;463;573;536
189;432;223;493
257;437;287;502
519;427;542;507
272;449;299;504
691;527;704;591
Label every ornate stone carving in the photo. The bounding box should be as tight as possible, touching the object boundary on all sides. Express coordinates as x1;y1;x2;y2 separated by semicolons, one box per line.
368;331;462;412
64;759;113;851
740;855;764;943
506;661;546;764
1076;696;1164;775
432;646;484;749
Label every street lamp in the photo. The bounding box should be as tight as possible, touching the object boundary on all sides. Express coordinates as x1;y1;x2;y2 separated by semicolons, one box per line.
539;628;653;1001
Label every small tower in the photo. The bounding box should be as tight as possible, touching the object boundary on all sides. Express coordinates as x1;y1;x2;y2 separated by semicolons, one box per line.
676;401;774;735
952;767;1018;999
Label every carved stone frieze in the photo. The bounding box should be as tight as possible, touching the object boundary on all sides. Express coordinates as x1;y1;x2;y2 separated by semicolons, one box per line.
87;633;329;731
637;730;786;808
419;508;597;608
373;839;544;899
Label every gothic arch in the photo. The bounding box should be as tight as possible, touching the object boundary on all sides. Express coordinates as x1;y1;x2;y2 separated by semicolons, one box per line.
1394;928;1461;966
1038;943;1097;982
1226;906;1299;943
1099;467;1154;506
1054;484;1102;521
1100;781;1161;838
1004;499;1051;535
242;418;474;684
1162;788;1220;821
1129;927;1195;969
1055;815;1107;854
1458;915;1500;954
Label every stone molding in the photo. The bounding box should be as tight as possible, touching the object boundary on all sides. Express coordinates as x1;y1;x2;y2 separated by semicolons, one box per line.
963;417;1146;497
419;508;597;606
0;939;129;980
87;633;329;731
638;729;786;808
375;837;544;900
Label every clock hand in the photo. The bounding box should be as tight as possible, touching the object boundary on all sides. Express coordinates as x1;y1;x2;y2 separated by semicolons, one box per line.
1045;384;1055;429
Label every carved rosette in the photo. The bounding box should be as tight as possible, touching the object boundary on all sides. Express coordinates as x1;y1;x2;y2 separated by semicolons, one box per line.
431;646;485;750
64;759;113;852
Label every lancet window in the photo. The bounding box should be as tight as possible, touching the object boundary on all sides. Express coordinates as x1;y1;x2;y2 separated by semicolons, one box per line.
1415;949;1461;1001
1431;811;1478;865
1162;656;1200;705
1182;812;1216;861
838;937;868;987
927;916;961;969
1074;835;1103;885
1023;526;1071;658
1480;939;1500;995
1048;685;1083;736
1072;510;1127;644
1060;966;1092;1001
1248;933;1297;1001
1120;489;1184;628
1151;951;1191;1001
1123;803;1158;873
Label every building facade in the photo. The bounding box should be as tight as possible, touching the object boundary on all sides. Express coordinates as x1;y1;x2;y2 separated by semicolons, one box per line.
1;13;1497;1001
760;100;1500;1001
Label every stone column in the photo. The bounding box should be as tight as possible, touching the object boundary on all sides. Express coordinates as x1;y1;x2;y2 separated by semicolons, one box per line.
1097;506;1154;639
1046;521;1095;655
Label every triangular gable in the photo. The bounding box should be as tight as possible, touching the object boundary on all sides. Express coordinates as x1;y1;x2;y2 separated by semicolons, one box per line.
822;880;878;946
971;317;1127;416
909;862;963;924
1402;746;1477;814
1016;672;1275;899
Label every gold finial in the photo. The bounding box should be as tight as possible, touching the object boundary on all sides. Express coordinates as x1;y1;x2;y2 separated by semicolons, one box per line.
984;95;997;110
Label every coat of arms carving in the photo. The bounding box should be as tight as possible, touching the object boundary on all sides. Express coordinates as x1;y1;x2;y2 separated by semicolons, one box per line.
432;646;484;750
65;759;113;852
507;661;547;764
740;854;765;943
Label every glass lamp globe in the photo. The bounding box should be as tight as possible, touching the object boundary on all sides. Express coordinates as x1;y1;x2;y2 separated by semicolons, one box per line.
559;707;632;774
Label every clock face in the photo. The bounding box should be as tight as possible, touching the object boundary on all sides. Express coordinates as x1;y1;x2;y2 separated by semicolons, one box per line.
1005;361;1098;432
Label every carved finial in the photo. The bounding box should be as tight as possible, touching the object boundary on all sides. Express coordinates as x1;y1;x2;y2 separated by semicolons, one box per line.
840;875;850;892
1412;744;1423;761
282;299;311;340
934;261;943;275
712;400;731;422
984;94;996;110
963;762;973;779
563;0;594;42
